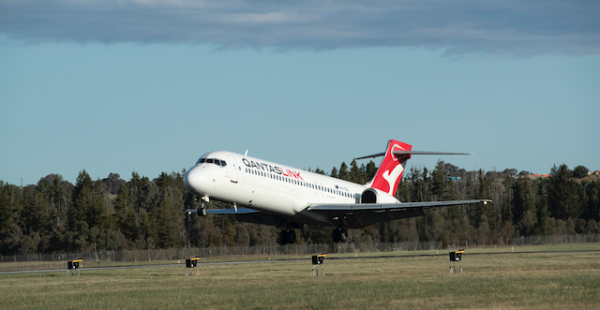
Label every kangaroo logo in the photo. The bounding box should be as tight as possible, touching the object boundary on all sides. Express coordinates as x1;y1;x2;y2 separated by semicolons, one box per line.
381;143;405;195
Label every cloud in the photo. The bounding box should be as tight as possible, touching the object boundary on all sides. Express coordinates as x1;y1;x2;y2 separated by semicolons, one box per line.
1;0;598;55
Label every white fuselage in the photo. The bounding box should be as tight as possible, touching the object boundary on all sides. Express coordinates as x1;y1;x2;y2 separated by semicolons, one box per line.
183;151;385;225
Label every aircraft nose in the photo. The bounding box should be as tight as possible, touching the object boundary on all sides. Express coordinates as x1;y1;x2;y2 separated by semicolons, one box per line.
184;166;208;195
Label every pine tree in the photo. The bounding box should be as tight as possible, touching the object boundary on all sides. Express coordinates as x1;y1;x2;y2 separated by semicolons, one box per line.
330;167;338;179
139;209;151;239
513;178;532;225
365;161;378;183
548;164;582;220
535;179;550;235
0;181;12;232
349;160;361;184
432;161;447;200
502;177;514;223
584;180;600;221
121;207;138;240
338;162;349;181
475;169;493;228
70;170;93;230
130;171;142;224
113;183;130;228
153;197;178;248
87;180;106;228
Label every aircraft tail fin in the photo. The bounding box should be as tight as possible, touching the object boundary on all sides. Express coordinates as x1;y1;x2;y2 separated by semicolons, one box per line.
364;140;413;197
358;141;473;196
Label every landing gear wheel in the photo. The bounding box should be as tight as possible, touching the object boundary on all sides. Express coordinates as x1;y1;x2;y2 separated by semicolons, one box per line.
338;228;348;243
332;228;348;243
332;229;340;243
197;207;207;217
287;230;297;244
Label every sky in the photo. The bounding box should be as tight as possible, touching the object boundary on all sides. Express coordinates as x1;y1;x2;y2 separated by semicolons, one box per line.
1;0;599;186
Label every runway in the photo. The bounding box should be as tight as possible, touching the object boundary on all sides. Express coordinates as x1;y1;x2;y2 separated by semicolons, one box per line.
0;258;305;275
1;249;599;276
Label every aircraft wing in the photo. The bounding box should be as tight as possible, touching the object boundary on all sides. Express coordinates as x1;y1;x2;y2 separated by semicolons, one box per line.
307;199;490;211
185;207;286;227
304;199;491;228
185;208;259;214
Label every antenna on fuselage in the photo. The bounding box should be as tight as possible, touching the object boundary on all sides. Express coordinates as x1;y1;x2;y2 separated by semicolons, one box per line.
245;150;248;156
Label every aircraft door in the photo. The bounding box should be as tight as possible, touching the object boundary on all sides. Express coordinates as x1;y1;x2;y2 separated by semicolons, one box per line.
227;155;239;183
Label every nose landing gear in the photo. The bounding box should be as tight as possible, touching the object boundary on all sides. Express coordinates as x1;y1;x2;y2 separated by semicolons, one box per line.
196;196;209;217
197;205;207;217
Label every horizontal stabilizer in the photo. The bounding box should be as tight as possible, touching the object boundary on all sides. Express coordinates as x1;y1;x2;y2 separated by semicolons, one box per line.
355;151;473;160
185;208;259;214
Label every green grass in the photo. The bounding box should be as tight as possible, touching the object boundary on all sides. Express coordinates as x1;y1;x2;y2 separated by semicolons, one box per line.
1;251;599;309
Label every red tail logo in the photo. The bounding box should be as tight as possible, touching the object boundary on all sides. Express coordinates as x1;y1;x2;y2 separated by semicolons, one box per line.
370;140;412;196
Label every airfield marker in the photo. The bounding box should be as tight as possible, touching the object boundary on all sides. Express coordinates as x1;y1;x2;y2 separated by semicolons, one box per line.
449;250;465;274
311;254;326;277
66;258;82;276
185;256;201;276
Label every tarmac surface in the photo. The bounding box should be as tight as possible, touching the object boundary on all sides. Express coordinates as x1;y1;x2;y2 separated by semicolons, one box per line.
1;249;599;276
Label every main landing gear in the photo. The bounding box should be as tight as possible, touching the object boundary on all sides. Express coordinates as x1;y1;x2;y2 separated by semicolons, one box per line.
280;229;297;244
332;228;348;243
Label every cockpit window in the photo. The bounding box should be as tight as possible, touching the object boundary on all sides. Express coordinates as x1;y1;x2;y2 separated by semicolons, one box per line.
200;158;227;167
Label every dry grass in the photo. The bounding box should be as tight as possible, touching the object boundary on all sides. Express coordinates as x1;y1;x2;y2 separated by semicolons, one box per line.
1;251;599;309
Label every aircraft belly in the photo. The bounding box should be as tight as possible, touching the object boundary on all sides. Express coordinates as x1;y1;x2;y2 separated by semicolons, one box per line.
342;208;426;228
260;192;298;217
294;211;330;225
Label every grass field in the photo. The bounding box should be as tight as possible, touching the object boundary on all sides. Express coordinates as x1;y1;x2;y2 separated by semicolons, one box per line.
1;250;600;309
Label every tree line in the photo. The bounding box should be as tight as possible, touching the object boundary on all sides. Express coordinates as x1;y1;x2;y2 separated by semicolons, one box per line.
1;160;599;255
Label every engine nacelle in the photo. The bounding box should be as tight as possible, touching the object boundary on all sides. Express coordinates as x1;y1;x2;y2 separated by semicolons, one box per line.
360;188;400;204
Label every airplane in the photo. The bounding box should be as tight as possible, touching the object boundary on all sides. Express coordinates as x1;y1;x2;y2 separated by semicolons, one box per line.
184;139;491;243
